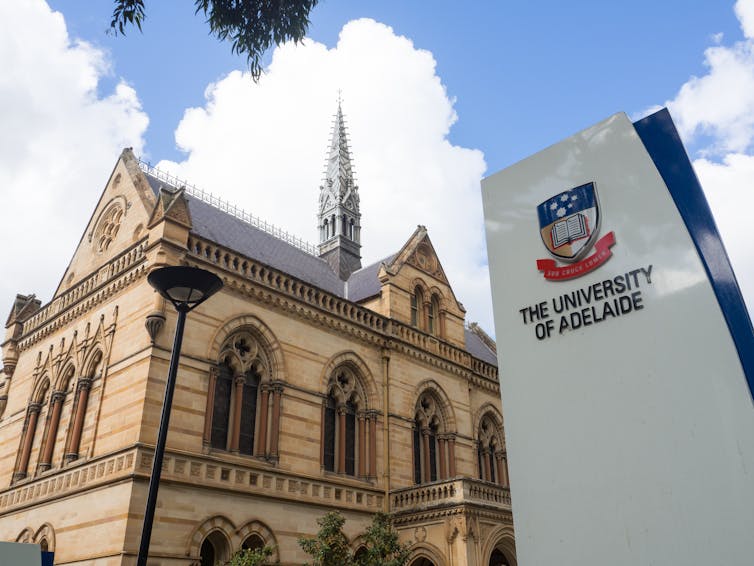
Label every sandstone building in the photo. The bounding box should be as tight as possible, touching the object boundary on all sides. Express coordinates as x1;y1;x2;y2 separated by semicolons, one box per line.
0;104;515;565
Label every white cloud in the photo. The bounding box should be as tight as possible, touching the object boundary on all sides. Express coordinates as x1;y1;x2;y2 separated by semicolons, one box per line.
0;1;148;306
157;19;491;330
736;0;754;39
645;0;754;315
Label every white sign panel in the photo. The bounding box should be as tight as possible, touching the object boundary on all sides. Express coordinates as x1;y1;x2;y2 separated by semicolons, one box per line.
482;111;754;565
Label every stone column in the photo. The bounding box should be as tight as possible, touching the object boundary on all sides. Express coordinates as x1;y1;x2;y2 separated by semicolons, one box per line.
202;368;218;447
502;452;509;487
256;386;270;456
368;413;377;478
65;377;92;462
422;428;431;483
269;385;282;457
230;374;245;453
337;406;346;473
14;403;42;481
438;435;447;480
495;452;505;486
358;413;366;477
448;435;456;477
38;391;66;472
422;302;430;331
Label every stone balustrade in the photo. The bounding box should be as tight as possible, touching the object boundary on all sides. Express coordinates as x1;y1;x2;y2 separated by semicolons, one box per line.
390;477;511;513
0;445;385;515
18;240;148;348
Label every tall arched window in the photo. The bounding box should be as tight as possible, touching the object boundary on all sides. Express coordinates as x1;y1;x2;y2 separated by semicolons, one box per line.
413;391;455;484
13;378;49;482
205;330;280;458
428;295;438;335
65;350;103;463
321;365;376;478
37;364;75;473
411;287;424;328
478;413;508;487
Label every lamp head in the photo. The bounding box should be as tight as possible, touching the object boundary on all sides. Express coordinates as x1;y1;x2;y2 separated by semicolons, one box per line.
147;266;223;312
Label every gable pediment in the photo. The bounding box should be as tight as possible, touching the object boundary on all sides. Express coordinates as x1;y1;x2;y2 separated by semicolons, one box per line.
52;149;156;299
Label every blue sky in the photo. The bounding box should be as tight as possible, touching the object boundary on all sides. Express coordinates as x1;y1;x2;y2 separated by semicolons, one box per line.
2;1;753;335
49;1;740;166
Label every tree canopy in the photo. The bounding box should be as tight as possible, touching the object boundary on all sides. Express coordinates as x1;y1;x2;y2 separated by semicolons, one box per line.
110;0;319;80
298;511;411;566
354;512;412;566
298;511;353;566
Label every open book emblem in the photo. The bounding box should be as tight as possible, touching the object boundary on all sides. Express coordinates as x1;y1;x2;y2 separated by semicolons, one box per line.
537;182;601;262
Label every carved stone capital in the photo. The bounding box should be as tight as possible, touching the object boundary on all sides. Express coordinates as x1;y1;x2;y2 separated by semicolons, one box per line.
51;390;67;403
77;377;93;392
28;402;42;415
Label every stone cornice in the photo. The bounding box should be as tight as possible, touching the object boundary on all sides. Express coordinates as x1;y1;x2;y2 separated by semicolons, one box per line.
17;239;149;351
185;235;498;388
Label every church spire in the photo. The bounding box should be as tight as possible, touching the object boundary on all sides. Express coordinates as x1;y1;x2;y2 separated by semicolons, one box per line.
317;98;362;280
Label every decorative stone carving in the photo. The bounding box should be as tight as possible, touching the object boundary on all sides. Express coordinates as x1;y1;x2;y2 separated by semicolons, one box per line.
144;311;166;344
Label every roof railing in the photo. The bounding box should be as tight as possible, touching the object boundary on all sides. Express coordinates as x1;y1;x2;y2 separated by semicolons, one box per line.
137;159;318;256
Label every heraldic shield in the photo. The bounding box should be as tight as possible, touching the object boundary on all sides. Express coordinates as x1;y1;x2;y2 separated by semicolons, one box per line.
537;182;601;262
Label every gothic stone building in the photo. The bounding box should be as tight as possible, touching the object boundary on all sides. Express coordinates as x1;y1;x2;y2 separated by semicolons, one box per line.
0;105;515;565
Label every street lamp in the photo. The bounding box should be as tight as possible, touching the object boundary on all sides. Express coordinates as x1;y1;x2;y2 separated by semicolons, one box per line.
137;266;223;566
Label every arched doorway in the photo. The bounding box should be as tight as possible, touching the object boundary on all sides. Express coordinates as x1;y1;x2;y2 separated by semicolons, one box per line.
490;548;510;566
410;558;435;566
200;531;230;566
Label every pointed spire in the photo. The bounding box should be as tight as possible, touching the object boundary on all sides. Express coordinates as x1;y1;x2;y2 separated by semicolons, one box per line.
317;97;362;280
324;98;356;201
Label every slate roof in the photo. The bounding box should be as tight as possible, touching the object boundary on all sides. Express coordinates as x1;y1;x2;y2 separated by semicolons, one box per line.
347;254;396;303
145;173;346;297
464;328;498;366
143;170;497;367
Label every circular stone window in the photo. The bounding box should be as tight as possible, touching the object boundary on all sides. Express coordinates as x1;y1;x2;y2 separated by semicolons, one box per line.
94;204;124;252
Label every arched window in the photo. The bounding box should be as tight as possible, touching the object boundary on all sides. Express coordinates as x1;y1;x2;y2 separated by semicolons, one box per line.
200;531;230;566
413;391;455;484
242;534;265;551
411;287;424;328
322;218;329;240
13;378;49;482
65;350;103;463
428;295;439;335
206;331;279;458
321;365;375;478
478;413;508;487
349;218;355;239
37;364;75;473
354;546;368;562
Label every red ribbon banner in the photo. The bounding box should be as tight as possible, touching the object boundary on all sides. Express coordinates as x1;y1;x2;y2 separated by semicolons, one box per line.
536;231;616;281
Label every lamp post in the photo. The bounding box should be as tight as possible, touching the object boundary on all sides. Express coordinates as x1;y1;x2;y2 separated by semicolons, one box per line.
137;266;223;566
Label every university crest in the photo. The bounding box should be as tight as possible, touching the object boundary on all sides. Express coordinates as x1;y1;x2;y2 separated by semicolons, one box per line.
536;182;616;280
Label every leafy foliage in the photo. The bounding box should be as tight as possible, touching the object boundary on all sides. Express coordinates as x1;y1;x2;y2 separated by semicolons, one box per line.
298;511;411;566
225;545;274;566
110;0;319;80
354;513;411;566
110;0;145;34
298;511;353;566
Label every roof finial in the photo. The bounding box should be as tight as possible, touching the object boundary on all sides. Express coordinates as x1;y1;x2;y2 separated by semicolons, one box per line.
337;88;343;107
